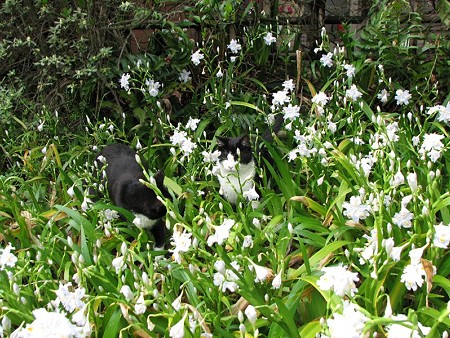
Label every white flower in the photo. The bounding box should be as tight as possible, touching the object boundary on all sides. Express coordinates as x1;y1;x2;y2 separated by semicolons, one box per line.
407;172;418;192
244;305;257;327
400;245;427;291
213;260;240;292
377;88;389;103
433;103;450;123
251;261;273;283
272;90;290;106
191;50;204;65
202;150;221;164
54;282;86;313
392;207;413;228
272;271;282;289
433;223;450;249
227;39;242;54
391;170;404;187
170;129;188;146
2;315;11;334
120;285;134;301
103;209;119;221
172;292;183;311
320;52;333;67
412;135;420;146
14;308;83;337
145;79;161;97
382;237;395;257
216;68;223;77
420;133;444;154
135;139;142;150
395;89;412;105
389;244;407;262
343;64;356;78
178;69;191;83
345;84;362;101
263;32;277;45
317;265;359;297
342;196;370;223
282;79;295;92
282;104;300;121
207;219;235;246
170;229;192;263
170;128;197;160
325;300;368;338
401;258;427;291
386;121;399;142
180;138;197;158
408;245;426;264
242;235;253;249
311;91;330;106
134;293;147;315
112;255;126;274
185;117;200;131
0;243;17;270
243;185;259;201
169;314;186;338
96;155;106;164
119;73;131;91
356;228;379;265
71;305;88;327
385;314;431;338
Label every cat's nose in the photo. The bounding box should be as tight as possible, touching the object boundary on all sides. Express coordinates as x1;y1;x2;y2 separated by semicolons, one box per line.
223;159;237;170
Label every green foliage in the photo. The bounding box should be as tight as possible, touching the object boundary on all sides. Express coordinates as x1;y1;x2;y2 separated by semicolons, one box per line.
348;0;450;102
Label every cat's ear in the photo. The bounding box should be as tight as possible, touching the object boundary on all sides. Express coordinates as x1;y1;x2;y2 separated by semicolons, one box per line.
239;135;251;148
216;137;227;149
154;170;165;185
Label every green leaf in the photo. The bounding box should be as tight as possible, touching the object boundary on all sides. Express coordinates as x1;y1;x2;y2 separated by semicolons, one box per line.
290;196;327;217
433;274;450;297
288;241;350;279
164;176;183;197
274;299;301;338
54;205;93;265
438;0;450;27
102;305;124;338
299;321;322;338
230;101;265;114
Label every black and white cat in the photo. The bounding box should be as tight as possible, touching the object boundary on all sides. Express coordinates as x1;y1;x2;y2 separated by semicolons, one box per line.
215;135;256;204
214;115;283;204
95;144;170;250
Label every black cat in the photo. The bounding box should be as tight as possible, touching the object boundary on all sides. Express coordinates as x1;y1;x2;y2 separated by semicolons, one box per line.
95;144;170;250
214;115;283;204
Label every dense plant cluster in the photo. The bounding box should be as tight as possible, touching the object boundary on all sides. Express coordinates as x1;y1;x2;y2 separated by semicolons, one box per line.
1;0;450;337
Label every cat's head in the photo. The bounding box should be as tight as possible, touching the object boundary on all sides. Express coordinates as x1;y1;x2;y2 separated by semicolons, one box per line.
216;135;253;168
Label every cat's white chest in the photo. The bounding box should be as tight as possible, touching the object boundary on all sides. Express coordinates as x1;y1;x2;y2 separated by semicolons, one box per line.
216;160;255;204
133;213;158;229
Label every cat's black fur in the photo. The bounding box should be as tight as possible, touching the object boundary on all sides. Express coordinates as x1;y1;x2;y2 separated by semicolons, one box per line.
95;143;170;249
